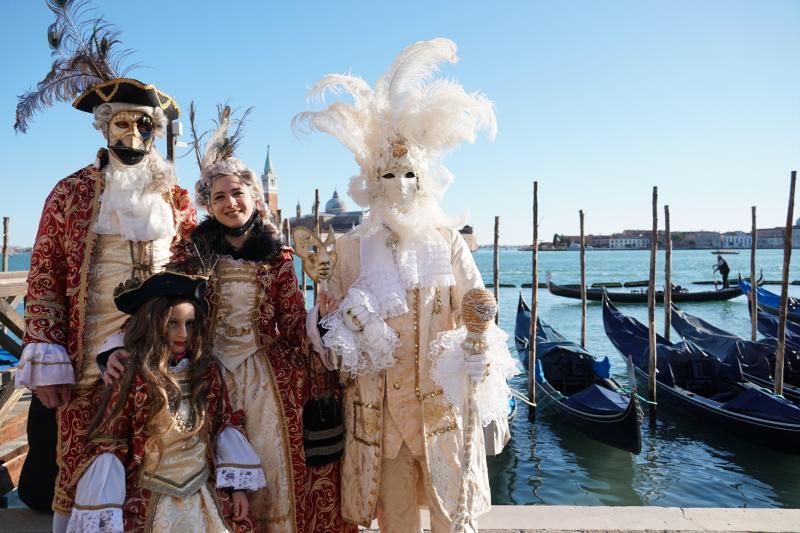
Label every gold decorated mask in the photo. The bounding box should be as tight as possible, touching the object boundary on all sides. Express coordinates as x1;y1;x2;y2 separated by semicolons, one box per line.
108;110;155;165
293;227;337;283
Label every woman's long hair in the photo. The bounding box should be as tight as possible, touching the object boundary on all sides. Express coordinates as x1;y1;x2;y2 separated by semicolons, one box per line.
89;297;211;456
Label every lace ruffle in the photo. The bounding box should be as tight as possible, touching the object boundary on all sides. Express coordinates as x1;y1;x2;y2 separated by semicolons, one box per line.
66;507;123;533
216;466;267;491
428;324;521;427
321;287;399;376
358;227;454;319
16;342;75;388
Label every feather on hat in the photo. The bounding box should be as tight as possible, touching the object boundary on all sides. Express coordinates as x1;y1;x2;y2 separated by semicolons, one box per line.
14;0;178;133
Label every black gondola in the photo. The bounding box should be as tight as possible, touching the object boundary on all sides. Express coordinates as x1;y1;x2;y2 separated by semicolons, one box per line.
515;295;642;454
670;305;800;404
603;297;800;455
548;277;757;304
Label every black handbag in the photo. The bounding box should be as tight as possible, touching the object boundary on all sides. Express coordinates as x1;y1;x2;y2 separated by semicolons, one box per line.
303;369;344;467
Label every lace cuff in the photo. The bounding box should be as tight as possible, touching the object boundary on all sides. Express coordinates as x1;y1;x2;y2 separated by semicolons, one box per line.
66;507;123;533
215;427;266;491
216;467;267;492
428;323;522;427
320;287;399;376
67;453;125;533
16;342;75;389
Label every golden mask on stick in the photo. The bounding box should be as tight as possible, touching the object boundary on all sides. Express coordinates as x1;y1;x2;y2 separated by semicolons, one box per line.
292;227;337;291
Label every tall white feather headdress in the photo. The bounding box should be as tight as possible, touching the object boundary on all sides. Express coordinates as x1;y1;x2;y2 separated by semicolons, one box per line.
293;38;497;208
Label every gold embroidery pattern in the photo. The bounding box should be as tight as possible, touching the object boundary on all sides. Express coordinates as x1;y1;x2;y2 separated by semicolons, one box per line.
432;286;443;315
413;289;421;400
353;400;381;446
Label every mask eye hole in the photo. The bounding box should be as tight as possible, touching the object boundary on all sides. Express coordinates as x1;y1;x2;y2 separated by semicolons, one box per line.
404;172;416;179
114;121;130;129
381;173;396;179
136;115;154;140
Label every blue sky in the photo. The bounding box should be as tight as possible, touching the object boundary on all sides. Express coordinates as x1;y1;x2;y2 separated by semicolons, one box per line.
1;1;798;246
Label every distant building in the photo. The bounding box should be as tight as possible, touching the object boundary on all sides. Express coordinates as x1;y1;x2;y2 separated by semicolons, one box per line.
261;145;279;220
459;225;477;252
610;232;650;249
290;189;366;237
722;231;751;249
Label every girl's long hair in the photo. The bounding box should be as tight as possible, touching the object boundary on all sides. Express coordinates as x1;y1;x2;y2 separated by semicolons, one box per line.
89;297;210;457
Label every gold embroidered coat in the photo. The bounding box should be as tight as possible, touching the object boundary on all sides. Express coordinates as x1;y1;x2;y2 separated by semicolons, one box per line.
328;228;491;527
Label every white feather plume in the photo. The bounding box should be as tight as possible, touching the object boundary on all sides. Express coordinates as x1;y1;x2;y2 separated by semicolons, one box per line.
292;37;496;207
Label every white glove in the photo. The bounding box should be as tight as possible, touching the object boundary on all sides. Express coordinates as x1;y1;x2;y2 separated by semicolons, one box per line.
343;304;373;332
465;352;491;385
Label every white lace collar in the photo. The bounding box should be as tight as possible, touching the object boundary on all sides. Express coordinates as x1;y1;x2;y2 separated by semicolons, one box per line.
356;225;455;319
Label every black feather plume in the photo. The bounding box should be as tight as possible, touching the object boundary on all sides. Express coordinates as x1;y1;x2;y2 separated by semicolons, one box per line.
14;0;138;133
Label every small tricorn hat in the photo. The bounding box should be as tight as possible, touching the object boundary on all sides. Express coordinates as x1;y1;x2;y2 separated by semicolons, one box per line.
72;77;180;120
113;271;208;315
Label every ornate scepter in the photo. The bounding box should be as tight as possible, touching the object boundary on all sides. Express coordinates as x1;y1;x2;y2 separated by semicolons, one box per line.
452;288;497;533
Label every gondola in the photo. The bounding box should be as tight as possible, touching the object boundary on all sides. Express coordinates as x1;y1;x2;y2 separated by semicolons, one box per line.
547;274;758;304
752;305;800;347
740;279;800;322
670;305;800;404
603;297;800;455
515;295;642;454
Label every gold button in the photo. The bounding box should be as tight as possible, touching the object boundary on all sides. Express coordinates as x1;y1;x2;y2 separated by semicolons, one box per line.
393;382;401;390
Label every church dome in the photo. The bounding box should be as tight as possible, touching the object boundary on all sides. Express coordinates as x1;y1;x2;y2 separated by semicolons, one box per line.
325;189;347;214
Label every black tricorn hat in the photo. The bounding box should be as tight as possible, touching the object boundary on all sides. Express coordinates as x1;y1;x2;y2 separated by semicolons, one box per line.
72;77;180;120
114;271;208;315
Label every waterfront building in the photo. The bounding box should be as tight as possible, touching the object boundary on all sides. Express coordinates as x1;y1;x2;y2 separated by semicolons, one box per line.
722;231;751;249
610;232;650;249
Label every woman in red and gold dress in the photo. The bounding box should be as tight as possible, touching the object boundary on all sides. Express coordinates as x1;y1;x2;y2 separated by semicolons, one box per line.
106;106;347;532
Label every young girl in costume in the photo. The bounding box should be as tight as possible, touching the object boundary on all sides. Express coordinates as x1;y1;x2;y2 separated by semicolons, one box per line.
67;271;266;532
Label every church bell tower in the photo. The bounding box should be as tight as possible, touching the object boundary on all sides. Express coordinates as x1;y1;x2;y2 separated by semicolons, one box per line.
261;145;279;220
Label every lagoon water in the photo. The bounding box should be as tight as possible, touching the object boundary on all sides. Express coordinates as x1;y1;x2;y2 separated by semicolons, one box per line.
6;248;800;508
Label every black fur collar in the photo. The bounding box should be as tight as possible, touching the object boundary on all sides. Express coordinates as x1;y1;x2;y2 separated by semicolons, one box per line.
192;216;282;262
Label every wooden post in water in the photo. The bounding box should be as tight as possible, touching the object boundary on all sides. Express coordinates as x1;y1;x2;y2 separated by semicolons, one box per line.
750;206;758;342
313;189;321;304
528;181;539;416
1;217;8;273
579;210;586;348
664;206;672;341
493;216;500;325
648;187;658;419
775;171;796;396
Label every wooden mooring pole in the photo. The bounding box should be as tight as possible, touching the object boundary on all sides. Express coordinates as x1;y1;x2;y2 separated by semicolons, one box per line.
750;206;758;342
2;217;8;273
528;181;539;417
579;210;586;348
648;187;658;420
664;206;672;341
313;189;320;304
493;216;500;324
775;171;796;397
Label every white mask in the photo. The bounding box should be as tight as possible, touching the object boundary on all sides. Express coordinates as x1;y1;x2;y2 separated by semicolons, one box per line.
378;166;418;212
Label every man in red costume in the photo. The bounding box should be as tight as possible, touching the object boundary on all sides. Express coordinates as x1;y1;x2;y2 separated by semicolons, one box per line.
13;5;194;531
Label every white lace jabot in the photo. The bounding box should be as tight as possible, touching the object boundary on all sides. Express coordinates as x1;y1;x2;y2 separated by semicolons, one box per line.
357;226;455;319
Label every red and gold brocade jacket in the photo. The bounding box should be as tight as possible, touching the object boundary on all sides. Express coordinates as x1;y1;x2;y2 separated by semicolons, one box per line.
18;153;196;389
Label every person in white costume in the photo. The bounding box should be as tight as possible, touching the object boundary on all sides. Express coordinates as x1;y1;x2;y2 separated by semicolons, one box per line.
297;38;519;533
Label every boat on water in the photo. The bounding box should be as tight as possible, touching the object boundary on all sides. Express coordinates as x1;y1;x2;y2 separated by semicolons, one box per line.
670;305;800;404
603;297;800;455
547;273;759;304
515;295;642;454
740;279;800;322
711;250;739;255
